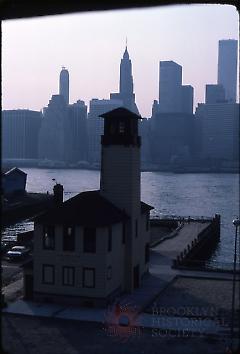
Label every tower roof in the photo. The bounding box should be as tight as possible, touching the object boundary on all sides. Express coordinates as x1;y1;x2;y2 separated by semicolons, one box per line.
123;46;129;60
100;107;142;120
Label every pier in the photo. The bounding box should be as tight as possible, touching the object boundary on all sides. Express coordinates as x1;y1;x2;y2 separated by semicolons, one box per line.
150;214;221;271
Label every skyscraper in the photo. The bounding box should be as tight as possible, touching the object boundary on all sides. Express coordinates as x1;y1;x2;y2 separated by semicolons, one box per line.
217;39;238;103
205;84;226;104
110;45;139;114
2;109;42;159
159;61;182;113
59;66;69;104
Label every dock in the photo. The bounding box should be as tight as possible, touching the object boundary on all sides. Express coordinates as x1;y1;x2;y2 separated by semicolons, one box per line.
150;214;221;271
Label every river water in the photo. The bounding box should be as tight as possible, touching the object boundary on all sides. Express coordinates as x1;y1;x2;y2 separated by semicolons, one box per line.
2;168;239;266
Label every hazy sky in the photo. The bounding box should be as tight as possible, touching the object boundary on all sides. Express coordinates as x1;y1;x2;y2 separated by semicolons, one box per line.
2;4;239;117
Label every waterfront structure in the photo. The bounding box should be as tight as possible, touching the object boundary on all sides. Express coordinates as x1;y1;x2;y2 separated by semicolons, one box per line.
110;45;139;114
24;108;153;306
66;100;88;164
2;110;42;160
38;95;68;163
217;39;238;103
2;167;27;196
205;84;226;104
195;102;239;162
87;98;123;164
59;67;69;105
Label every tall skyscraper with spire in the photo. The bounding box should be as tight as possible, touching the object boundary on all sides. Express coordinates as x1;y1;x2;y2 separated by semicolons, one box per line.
110;44;139;114
59;66;69;105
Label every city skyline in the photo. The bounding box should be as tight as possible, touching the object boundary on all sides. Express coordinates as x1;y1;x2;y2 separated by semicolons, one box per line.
2;4;239;117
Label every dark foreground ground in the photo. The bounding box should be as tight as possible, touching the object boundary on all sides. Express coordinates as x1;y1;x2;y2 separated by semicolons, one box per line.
2;314;229;354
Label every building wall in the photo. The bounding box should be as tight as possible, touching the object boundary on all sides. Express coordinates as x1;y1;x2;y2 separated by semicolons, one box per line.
33;222;124;300
100;145;140;217
38;95;67;162
195;103;239;161
217;39;238;103
3;169;27;195
66;100;88;163
2;110;42;159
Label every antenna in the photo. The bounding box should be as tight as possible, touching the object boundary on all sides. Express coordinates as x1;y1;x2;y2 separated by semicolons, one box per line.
126;37;128;49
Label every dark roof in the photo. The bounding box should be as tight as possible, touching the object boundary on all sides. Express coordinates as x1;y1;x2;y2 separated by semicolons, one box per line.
35;190;129;227
100;107;142;120
4;167;27;176
141;201;154;213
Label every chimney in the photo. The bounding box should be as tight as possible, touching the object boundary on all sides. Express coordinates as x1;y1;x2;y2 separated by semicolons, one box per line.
53;184;64;205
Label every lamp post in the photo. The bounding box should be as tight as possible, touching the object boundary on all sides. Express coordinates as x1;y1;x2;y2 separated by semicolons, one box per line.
230;218;240;352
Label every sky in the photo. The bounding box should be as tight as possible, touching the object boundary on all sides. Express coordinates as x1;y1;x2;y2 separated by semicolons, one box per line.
2;4;239;117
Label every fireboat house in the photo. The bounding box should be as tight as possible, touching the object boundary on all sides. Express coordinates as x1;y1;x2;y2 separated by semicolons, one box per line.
23;107;153;307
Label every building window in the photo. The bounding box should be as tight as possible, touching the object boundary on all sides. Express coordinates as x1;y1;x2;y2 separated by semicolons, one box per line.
107;266;112;280
42;264;54;284
83;267;95;288
122;223;126;244
108;227;112;252
83;227;96;253
135;219;138;238
119;121;125;134
43;225;55;250
145;243;150;264
62;266;75;286
63;226;75;251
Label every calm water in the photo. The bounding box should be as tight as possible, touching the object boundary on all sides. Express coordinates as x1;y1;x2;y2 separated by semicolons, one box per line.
3;168;239;265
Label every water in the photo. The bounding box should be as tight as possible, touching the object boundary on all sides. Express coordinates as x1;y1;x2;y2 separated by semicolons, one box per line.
3;168;239;265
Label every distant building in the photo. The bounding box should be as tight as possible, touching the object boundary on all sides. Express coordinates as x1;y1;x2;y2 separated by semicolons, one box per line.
59;67;69;105
181;85;194;114
87;98;122;164
38;95;68;163
2;167;27;196
2;109;42;160
150;112;196;166
217;39;238;103
66;100;88;164
23;108;153;306
195;102;239;162
205;84;226;104
159;61;182;113
110;46;139;114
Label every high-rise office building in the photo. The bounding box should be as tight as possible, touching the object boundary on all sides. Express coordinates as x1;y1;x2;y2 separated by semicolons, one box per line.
195;102;239;161
59;66;69;104
159;61;182;113
87;98;123;164
110;46;139;114
67;100;88;163
38;95;68;162
205;84;226;104
181;85;194;114
2;109;42;159
217;39;238;103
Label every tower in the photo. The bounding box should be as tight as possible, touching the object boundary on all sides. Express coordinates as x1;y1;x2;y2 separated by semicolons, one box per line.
100;107;144;292
100;107;141;216
120;46;134;100
110;45;139;114
59;66;69;104
218;39;238;103
159;61;182;113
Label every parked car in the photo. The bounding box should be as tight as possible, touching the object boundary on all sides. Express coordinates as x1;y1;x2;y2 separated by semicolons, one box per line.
6;246;30;261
